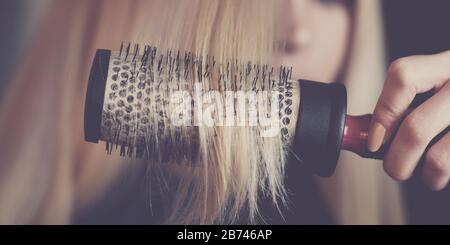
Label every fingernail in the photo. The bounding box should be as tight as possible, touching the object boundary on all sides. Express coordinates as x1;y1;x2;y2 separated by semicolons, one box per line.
368;122;386;152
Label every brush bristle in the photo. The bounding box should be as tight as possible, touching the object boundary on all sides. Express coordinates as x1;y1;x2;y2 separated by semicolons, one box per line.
97;43;294;159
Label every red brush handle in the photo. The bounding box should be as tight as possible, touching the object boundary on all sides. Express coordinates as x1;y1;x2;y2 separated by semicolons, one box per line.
341;114;450;159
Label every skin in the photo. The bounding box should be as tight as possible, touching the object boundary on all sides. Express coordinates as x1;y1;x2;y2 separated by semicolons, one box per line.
370;51;450;191
282;0;450;191
279;0;352;83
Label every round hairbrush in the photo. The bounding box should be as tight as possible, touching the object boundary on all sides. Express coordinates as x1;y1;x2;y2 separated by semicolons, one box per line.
84;44;297;163
84;45;450;177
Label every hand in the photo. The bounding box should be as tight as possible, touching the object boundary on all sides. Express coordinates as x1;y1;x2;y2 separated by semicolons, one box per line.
368;50;450;191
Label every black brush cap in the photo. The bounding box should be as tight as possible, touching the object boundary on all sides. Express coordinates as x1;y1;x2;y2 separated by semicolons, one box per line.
293;80;347;177
84;49;111;143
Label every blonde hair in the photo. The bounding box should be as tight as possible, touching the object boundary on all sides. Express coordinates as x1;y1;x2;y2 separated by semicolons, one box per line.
0;0;288;224
136;0;288;224
0;0;405;224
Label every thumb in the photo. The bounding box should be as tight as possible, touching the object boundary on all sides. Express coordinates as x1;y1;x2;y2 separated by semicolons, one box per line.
368;57;439;152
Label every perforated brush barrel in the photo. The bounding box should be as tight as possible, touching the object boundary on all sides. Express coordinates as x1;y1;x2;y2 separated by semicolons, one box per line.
84;45;298;161
85;49;198;160
84;46;450;177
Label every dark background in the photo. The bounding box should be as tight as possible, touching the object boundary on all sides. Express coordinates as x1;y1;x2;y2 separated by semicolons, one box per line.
383;0;450;224
0;0;46;92
0;0;27;91
0;0;449;224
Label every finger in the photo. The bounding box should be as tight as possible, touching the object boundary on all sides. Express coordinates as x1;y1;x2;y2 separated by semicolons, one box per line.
383;81;450;181
422;132;450;191
368;51;450;152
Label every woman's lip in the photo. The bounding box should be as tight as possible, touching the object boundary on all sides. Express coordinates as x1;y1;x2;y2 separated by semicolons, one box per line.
284;40;299;54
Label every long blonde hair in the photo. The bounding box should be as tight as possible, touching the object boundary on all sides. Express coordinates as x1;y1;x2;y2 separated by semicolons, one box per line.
0;0;288;224
0;0;404;224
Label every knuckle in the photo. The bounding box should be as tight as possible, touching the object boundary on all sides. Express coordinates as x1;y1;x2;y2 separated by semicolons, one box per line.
377;99;401;121
400;115;429;147
388;58;413;87
426;148;450;175
384;160;411;181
